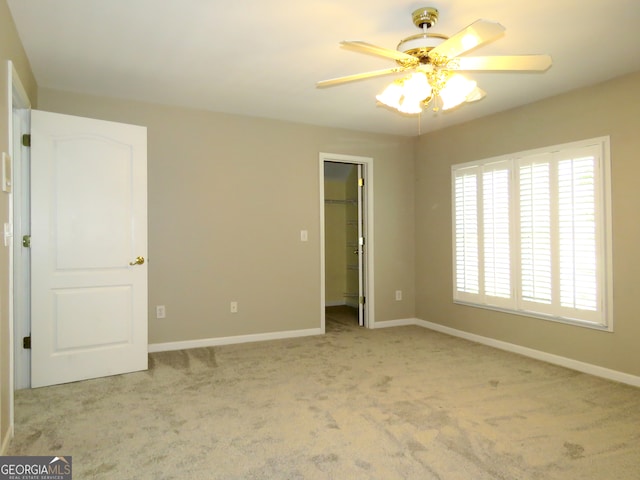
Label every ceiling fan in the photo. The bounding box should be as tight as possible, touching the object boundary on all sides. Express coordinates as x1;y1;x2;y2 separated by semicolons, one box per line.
317;7;552;115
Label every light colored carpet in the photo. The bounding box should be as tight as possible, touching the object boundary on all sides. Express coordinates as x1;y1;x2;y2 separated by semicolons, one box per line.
8;306;640;479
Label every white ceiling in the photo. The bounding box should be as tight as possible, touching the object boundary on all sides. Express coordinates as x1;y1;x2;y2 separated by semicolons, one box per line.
7;0;640;137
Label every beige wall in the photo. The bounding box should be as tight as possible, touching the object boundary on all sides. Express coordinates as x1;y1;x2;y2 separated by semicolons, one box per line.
415;71;640;377
38;88;417;343
0;0;37;451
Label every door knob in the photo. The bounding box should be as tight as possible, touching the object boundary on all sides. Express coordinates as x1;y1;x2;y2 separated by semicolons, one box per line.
129;256;145;266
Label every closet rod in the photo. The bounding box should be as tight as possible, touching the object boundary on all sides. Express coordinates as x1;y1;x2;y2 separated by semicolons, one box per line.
324;198;357;204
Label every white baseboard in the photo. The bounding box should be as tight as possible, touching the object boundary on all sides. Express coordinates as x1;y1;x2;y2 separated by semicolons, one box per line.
149;318;639;388
376;317;640;388
374;318;417;328
149;327;324;353
325;301;345;307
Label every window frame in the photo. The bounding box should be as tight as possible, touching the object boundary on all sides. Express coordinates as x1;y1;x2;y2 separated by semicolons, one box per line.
451;136;613;331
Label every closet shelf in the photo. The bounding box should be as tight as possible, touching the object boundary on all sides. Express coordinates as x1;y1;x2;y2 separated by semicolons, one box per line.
325;199;357;205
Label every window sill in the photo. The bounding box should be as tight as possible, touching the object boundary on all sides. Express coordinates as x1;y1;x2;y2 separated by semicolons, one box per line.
453;299;612;332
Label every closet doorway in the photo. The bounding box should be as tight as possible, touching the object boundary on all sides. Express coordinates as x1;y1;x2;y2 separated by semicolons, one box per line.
320;153;374;331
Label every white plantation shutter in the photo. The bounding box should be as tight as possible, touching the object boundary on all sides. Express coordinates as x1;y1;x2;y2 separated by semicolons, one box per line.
482;165;512;302
557;149;599;313
516;147;601;322
518;156;552;305
453;163;513;307
452;137;611;329
454;169;480;297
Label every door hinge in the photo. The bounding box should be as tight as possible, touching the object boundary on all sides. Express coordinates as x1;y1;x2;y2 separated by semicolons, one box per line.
23;336;31;349
358;177;364;187
359;296;366;304
22;134;31;147
22;235;31;248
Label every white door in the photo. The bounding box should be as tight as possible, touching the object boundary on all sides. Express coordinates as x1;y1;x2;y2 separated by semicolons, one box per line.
30;110;148;388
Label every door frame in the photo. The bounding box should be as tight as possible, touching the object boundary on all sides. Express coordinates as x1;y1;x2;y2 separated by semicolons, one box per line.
319;152;374;331
8;61;31;431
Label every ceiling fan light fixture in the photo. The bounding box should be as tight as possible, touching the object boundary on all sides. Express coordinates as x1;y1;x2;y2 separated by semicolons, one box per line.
403;72;432;102
378;70;479;114
439;74;477;110
398;100;424;115
377;72;432;114
376;81;404;109
465;86;486;103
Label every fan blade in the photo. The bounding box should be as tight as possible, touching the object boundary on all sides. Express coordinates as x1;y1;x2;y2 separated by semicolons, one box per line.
340;41;418;65
454;55;552;71
429;19;505;60
317;67;406;88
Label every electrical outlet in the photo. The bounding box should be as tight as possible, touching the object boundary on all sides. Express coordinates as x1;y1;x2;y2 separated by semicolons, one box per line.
156;305;166;319
395;290;402;301
230;301;238;313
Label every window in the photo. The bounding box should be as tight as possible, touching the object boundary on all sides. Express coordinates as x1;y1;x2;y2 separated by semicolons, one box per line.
452;137;612;329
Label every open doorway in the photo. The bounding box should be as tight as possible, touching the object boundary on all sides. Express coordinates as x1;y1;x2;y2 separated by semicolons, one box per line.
319;153;374;332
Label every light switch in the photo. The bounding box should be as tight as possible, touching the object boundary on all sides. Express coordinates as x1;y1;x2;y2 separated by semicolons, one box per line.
300;230;308;242
2;152;12;193
3;223;12;247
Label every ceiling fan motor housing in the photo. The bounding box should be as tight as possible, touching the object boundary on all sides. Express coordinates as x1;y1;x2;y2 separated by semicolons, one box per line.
396;7;447;64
